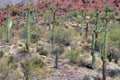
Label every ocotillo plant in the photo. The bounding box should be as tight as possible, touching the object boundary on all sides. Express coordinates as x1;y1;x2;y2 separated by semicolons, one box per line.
91;32;95;69
26;8;31;50
6;4;13;42
102;7;109;80
80;9;85;35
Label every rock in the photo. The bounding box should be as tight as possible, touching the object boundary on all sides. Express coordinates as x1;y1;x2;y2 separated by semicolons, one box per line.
106;77;112;80
37;46;44;52
95;58;102;69
79;53;92;68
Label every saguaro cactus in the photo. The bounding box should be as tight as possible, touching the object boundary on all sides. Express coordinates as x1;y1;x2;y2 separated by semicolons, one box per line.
6;4;12;42
91;32;95;69
55;46;60;68
95;7;99;38
80;9;85;35
85;21;88;38
26;8;31;50
52;12;55;50
102;7;109;80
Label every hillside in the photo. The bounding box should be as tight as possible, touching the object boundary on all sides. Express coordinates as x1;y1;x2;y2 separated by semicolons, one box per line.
0;0;120;80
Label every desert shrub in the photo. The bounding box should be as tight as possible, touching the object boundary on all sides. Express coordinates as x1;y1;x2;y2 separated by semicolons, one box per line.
21;57;48;79
66;10;78;18
42;10;53;23
107;48;120;63
9;68;24;80
109;28;120;47
62;46;83;64
39;50;48;56
0;26;7;39
12;6;21;16
70;46;82;63
0;56;16;79
48;26;77;46
31;33;40;43
52;46;64;55
0;51;4;58
107;69;120;77
83;75;90;80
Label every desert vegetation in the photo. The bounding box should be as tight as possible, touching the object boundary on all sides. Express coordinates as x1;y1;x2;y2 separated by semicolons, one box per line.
0;0;120;80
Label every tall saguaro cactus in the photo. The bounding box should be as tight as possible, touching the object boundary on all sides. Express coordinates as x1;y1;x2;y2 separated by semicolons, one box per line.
80;9;85;35
85;21;88;38
91;32;95;69
6;4;12;42
26;8;31;50
52;12;55;50
102;7;109;80
95;7;99;38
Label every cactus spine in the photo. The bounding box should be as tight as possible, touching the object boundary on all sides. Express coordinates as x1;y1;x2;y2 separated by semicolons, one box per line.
91;32;95;69
26;8;31;50
102;7;109;80
80;9;85;35
7;4;12;42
